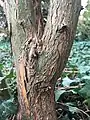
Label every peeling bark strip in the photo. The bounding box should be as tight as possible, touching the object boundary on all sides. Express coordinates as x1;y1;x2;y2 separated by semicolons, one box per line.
18;57;30;118
4;0;81;120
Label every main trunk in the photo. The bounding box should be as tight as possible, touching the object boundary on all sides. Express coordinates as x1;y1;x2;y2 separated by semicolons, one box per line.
4;0;81;120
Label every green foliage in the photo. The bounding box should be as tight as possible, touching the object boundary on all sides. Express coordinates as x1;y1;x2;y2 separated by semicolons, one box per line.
0;36;12;74
64;41;90;98
83;0;90;20
68;41;90;75
55;40;90;119
79;79;90;98
0;98;17;120
76;0;90;41
55;90;65;101
0;6;7;28
0;35;17;119
0;36;17;99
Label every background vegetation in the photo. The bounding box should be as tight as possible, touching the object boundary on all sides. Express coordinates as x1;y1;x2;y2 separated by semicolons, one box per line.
0;0;90;119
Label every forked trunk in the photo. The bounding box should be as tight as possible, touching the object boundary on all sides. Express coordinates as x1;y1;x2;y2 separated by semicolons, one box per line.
4;0;81;119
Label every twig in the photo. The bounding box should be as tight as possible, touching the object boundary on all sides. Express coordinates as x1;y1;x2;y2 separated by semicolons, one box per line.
0;86;11;91
79;108;90;118
56;83;85;90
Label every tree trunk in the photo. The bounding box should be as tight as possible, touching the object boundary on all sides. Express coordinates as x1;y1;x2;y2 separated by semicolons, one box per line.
4;0;81;120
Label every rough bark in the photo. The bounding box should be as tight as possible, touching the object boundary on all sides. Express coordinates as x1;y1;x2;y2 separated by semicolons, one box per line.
4;0;81;120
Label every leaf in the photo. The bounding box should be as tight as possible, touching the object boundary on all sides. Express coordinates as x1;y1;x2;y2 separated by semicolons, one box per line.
84;98;90;108
67;104;78;114
0;63;3;70
79;80;90;98
55;90;65;101
0;77;5;82
62;77;80;87
0;98;17;120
